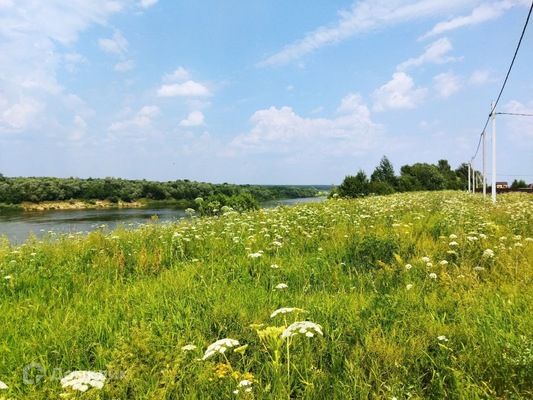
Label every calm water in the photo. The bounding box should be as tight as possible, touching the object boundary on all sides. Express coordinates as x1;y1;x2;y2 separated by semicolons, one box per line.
0;197;325;243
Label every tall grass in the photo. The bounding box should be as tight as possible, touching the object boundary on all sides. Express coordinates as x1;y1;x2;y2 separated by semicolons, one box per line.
0;192;532;399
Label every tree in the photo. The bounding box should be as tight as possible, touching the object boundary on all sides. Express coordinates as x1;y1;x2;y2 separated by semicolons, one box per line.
511;179;527;189
371;156;397;189
400;163;445;191
338;170;370;198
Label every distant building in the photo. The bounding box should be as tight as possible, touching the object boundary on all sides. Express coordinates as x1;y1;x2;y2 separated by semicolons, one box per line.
496;182;508;189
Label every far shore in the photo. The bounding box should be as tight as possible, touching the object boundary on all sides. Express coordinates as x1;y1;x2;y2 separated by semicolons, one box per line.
12;199;194;212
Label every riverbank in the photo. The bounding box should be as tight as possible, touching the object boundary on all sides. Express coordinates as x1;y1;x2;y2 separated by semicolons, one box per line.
7;199;195;212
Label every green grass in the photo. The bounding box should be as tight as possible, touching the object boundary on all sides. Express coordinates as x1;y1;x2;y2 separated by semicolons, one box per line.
0;191;532;399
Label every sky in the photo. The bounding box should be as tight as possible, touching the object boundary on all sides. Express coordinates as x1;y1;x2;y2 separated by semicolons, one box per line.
0;0;532;184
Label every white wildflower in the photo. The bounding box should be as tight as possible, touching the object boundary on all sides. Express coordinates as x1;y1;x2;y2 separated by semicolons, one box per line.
274;283;288;290
202;338;240;360
429;272;437;279
437;335;448;342
281;321;323;339
449;241;458;247
405;263;413;270
449;234;457;239
270;264;280;269
270;307;304;318
439;260;448;266
4;275;12;280
248;252;262;259
60;371;106;392
483;249;495;258
406;284;413;290
421;256;431;263
181;344;197;352
0;380;7;390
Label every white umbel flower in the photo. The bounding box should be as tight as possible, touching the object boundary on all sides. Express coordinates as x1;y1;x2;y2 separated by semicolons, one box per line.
60;371;106;392
202;338;240;360
274;283;288;290
281;321;323;339
270;307;304;318
0;380;8;390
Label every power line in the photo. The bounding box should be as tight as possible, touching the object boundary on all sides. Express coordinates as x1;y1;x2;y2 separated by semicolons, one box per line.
469;0;533;164
496;112;533;117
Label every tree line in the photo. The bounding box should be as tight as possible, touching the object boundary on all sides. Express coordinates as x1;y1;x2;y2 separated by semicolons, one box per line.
0;174;319;207
333;156;473;198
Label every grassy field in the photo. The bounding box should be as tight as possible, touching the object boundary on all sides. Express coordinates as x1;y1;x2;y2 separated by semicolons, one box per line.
0;191;532;399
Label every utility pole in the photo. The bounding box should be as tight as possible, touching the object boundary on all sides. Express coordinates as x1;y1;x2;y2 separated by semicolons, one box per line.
491;102;497;203
482;130;487;198
468;163;471;193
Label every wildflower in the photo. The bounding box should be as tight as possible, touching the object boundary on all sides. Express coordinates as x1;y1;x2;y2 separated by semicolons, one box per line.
449;241;458;247
404;263;413;270
202;338;240;360
406;284;413;290
421;256;431;263
60;371;106;392
429;273;437;279
274;283;288;290
473;266;485;271
439;260;448;266
483;249;495;258
426;262;433;268
248;252;262;259
281;321;323;339
0;380;7;390
270;307;304;318
270;264;280;269
181;344;197;352
4;275;12;280
437;335;448;342
449;234;457;239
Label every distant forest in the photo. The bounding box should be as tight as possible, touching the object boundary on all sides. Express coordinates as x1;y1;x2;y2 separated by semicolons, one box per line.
0;174;320;206
333;157;475;198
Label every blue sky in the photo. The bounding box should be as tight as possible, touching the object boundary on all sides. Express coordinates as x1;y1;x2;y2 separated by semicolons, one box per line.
0;0;532;184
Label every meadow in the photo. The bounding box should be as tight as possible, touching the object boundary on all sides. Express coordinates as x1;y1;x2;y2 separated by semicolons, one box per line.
0;191;532;399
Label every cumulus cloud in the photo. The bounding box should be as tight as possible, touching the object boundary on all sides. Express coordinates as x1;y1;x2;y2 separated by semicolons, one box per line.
98;31;128;55
0;1;126;134
422;0;527;39
109;105;160;131
163;67;191;82
230;93;381;156
258;0;476;66
373;72;427;111
433;72;462;98
157;80;211;97
180;111;205;127
397;38;459;70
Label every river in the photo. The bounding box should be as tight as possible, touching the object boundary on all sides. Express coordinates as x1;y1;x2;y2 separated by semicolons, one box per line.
0;197;325;244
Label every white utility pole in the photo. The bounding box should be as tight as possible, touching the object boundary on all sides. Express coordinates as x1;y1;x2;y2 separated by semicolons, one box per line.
468;163;471;193
482;131;487;198
491;102;497;203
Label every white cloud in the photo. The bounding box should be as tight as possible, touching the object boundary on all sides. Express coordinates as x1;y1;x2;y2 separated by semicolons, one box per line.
180;111;205;127
503;100;533;139
258;0;477;66
230;93;381;156
373;72;427;111
69;114;88;141
469;69;491;85
109;105;160;131
433;72;462;98
397;38;459;70
0;98;43;131
139;0;158;8
422;0;526;39
163;67;191;82
0;2;125;135
114;59;135;72
98;31;128;55
157;80;211;97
